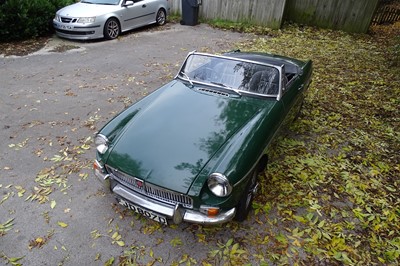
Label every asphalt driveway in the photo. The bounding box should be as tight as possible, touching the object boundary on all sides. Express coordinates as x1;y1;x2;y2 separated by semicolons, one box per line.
0;23;254;265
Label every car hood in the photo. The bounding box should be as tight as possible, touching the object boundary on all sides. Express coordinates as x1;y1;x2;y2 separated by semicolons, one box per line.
57;2;119;17
106;82;264;194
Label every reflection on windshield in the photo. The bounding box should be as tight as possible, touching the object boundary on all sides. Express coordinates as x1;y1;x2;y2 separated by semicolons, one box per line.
81;0;120;5
181;54;280;95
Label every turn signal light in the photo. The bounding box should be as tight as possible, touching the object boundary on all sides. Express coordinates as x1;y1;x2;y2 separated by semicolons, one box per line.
207;208;219;217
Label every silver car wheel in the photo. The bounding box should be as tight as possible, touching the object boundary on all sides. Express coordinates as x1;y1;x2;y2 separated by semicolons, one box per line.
156;9;166;26
104;18;120;40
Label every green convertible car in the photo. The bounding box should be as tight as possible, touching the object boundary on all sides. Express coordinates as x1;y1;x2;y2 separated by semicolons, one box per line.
94;50;312;225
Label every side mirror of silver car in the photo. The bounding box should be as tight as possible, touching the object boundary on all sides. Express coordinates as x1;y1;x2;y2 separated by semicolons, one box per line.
124;0;134;7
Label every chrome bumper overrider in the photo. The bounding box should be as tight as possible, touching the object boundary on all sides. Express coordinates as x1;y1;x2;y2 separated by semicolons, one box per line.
113;184;236;225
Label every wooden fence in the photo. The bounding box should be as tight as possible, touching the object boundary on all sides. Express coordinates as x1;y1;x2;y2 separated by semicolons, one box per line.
283;0;379;33
372;6;400;25
169;0;286;29
169;0;380;33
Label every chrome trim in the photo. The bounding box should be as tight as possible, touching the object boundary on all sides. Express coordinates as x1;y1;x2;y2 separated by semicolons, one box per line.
184;208;236;224
113;184;236;224
95;134;109;154
114;184;175;217
175;51;282;100
106;165;193;208
93;160;110;187
208;173;232;197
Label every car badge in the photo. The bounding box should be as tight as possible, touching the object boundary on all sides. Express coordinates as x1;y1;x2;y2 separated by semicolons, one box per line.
134;178;144;189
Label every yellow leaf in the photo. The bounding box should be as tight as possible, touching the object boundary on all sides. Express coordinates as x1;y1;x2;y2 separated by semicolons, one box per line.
116;240;125;247
51;200;56;209
104;257;114;266
81;144;90;150
111;231;119;240
58;221;68;228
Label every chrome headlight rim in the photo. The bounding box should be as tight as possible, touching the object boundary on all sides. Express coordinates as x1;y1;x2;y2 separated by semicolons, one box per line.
207;173;232;197
95;134;109;154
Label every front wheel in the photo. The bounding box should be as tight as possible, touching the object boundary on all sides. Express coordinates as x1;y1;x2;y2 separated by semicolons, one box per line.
156;9;166;26
104;18;120;40
234;170;259;222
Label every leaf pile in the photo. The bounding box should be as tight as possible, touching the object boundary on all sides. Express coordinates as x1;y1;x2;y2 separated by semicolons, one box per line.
235;22;399;264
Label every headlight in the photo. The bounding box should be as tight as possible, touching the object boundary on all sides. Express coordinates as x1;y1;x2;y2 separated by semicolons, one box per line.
95;134;109;154
77;17;95;23
207;173;232;197
54;15;61;22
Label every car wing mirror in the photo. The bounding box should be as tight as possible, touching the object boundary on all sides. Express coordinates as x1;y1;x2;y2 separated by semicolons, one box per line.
124;0;134;7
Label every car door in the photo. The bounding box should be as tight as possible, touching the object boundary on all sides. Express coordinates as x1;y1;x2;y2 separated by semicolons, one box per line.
280;66;305;128
120;0;150;30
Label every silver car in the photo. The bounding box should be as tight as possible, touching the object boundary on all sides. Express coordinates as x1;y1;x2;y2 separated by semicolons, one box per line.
53;0;170;40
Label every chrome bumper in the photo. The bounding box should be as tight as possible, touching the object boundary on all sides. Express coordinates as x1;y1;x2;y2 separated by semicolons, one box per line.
113;184;236;225
94;160;236;224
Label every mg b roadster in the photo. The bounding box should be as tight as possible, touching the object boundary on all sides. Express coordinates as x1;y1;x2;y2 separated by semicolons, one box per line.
94;50;312;225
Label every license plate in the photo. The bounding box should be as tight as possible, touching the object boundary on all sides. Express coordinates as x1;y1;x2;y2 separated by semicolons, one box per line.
116;197;168;225
55;23;72;30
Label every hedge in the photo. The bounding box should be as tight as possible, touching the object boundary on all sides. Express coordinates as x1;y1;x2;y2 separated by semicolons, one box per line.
0;0;75;41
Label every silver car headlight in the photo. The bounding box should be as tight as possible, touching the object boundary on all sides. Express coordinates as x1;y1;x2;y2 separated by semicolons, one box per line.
207;173;232;197
95;134;109;154
77;17;96;23
54;14;61;22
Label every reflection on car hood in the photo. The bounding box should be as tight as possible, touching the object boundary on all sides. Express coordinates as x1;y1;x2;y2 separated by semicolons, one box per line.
106;82;264;194
57;3;119;17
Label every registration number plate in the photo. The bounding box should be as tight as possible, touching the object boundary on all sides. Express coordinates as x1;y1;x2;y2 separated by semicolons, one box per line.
54;23;72;30
117;197;168;225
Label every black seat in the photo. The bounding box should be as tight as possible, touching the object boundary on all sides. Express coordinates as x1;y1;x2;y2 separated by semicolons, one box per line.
249;69;278;94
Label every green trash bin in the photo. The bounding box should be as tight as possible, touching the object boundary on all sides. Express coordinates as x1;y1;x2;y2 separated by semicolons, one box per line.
181;0;201;26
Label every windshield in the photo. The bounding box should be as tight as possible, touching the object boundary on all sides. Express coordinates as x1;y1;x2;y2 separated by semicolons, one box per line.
81;0;120;4
180;54;280;96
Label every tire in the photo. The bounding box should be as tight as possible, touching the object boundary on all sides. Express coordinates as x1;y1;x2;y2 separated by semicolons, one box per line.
156;9;166;26
104;18;120;40
294;99;304;121
234;169;259;222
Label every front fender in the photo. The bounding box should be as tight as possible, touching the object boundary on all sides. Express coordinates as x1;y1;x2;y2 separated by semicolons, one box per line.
188;101;283;207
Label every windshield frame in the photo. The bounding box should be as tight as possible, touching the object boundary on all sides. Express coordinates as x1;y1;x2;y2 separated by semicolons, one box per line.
176;51;283;100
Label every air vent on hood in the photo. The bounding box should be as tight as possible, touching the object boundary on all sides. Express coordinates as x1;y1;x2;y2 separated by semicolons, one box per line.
197;88;229;97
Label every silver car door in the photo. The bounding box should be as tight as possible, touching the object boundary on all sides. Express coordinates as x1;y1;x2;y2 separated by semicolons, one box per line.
120;0;148;30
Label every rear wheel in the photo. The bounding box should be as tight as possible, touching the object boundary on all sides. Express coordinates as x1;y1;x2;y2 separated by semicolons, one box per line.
294;99;304;121
234;169;259;222
104;18;120;40
156;9;166;26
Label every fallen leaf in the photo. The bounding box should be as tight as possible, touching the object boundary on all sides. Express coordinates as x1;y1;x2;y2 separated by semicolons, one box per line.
57;221;68;228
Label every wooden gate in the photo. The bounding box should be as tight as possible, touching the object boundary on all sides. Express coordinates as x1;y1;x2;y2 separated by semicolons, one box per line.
372;6;400;24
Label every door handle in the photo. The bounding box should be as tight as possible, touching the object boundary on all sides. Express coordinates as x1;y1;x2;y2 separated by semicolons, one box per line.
142;4;146;8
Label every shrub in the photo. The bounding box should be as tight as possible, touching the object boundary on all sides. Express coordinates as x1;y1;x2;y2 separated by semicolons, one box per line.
0;0;75;41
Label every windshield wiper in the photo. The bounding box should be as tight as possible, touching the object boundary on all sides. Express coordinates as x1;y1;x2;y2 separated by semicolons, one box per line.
210;82;241;96
180;71;193;86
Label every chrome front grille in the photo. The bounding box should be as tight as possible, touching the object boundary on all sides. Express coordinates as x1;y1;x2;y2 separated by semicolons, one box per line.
106;165;193;208
61;17;77;23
